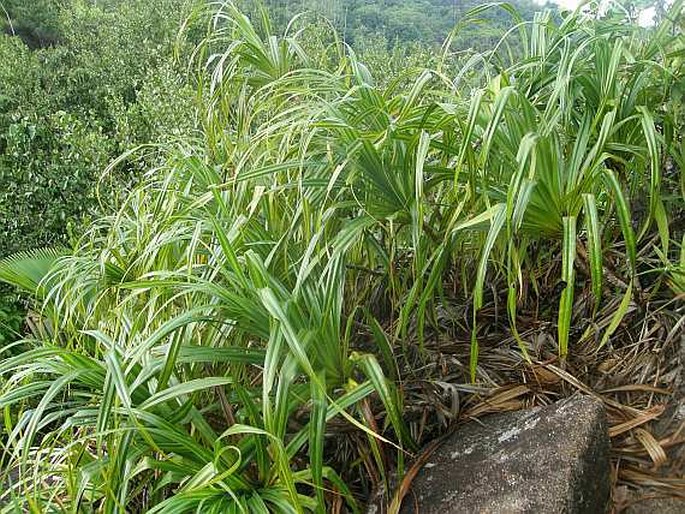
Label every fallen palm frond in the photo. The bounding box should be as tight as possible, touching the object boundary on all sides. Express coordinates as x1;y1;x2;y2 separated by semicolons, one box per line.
609;405;667;438
462;384;532;418
618;468;685;496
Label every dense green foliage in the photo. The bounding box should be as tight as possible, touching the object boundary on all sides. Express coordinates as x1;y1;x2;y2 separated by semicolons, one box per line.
1;0;684;512
0;0;546;344
0;0;199;341
0;0;197;256
1;0;62;48
261;0;549;46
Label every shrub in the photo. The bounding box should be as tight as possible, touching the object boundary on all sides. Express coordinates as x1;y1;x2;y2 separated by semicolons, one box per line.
0;1;201;342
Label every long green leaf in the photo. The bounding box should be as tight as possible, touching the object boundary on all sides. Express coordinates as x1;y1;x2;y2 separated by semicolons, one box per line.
558;216;576;358
582;194;602;310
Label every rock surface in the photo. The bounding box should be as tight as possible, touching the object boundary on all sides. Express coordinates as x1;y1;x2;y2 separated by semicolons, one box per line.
399;395;611;514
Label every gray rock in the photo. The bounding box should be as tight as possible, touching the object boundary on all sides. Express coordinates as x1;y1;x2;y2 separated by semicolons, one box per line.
399;395;611;514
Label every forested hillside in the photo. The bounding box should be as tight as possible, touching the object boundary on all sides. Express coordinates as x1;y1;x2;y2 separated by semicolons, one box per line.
261;0;549;46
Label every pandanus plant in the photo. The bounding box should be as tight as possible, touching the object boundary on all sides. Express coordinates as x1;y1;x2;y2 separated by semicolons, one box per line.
441;2;683;375
0;6;414;512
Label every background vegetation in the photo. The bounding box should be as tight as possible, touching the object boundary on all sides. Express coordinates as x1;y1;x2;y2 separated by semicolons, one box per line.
261;0;548;46
0;0;199;343
0;0;684;512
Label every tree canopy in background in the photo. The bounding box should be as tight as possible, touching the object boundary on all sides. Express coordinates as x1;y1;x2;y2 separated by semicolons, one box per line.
259;0;552;47
0;0;198;257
